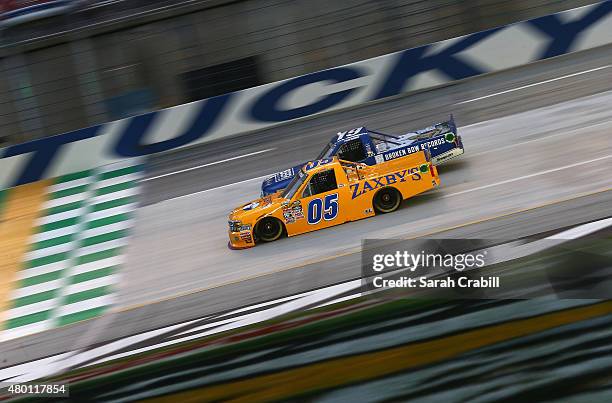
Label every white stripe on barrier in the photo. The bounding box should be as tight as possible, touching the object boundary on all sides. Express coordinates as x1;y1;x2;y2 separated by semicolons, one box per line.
548;217;612;239
37;208;83;226
18;262;67;280
13;280;63;299
43;193;88;210
25;242;74;261
72;256;124;276
75;239;128;258
64;275;118;295
90;187;139;205
49;177;91;193
56;295;113;317
6;300;57;320
32;226;78;242
87;203;138;221
95;173;141;189
0;321;53;343
80;220;132;239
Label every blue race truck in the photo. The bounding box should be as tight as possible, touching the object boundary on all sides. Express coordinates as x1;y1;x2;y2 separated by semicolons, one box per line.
261;115;463;196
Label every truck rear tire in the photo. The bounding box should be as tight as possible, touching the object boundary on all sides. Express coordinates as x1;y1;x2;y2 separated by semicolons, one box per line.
373;188;402;213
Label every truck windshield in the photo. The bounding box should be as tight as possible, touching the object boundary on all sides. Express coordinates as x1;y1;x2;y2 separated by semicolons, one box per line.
282;170;307;199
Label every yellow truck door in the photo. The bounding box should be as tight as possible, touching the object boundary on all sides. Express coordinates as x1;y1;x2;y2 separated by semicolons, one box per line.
290;165;350;236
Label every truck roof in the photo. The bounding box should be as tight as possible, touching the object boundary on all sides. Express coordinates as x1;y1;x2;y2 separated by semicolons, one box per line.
300;157;338;174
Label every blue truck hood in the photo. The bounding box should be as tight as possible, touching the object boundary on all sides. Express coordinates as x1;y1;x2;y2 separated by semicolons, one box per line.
261;162;305;196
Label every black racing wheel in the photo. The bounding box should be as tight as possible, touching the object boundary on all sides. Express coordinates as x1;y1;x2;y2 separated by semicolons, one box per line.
373;187;402;213
255;217;284;242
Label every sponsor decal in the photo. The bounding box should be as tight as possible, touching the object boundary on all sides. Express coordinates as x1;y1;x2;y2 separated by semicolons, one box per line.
383;147;417;161
350;167;422;199
239;231;253;243
242;201;260;211
275;168;294;181
383;137;451;162
304;158;333;171
283;201;304;224
337;127;366;141
231;223;253;233
420;138;445;149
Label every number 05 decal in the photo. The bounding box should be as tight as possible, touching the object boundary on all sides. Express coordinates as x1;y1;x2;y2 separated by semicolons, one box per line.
307;193;339;224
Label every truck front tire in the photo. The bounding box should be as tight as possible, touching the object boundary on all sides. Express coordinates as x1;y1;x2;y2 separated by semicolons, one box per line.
255;217;284;242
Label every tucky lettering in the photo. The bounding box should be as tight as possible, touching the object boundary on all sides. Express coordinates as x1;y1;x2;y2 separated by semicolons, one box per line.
350;167;423;199
373;29;501;100
528;2;611;58
250;67;363;122
2;126;101;187
114;94;231;157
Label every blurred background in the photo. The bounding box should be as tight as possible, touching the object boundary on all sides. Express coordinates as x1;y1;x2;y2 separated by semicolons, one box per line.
0;0;599;146
0;2;611;400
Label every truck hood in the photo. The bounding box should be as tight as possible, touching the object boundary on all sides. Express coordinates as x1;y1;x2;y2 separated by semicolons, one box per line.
230;194;284;222
261;162;306;196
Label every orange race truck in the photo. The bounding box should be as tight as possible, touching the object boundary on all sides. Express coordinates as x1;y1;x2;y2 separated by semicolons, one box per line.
228;151;439;249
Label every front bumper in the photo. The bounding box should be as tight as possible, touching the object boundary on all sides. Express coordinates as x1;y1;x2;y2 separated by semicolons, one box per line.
228;229;256;249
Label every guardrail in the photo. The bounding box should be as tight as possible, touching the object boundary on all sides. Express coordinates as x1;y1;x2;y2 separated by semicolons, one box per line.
0;1;610;189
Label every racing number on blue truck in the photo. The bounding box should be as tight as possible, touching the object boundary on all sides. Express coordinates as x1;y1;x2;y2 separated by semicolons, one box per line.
307;194;339;224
